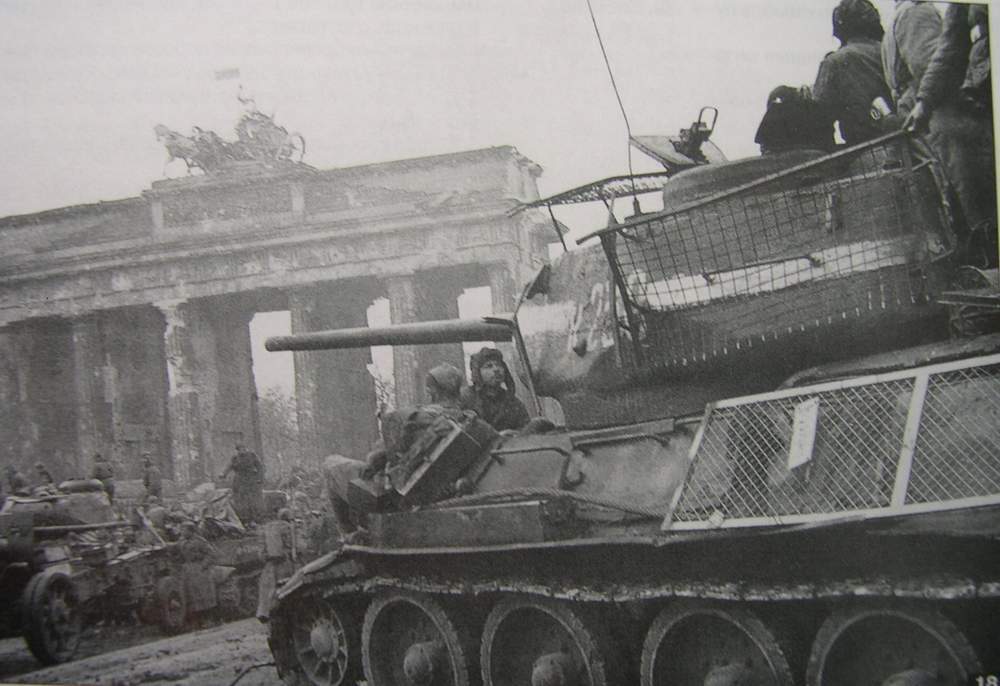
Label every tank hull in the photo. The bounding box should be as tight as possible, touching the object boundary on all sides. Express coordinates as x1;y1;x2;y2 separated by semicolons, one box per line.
267;349;1000;685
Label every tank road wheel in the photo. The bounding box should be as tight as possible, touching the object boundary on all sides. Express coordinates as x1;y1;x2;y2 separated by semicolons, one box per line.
288;596;361;686
640;601;793;686
805;604;981;686
481;596;620;686
21;570;83;665
157;576;187;634
363;590;476;686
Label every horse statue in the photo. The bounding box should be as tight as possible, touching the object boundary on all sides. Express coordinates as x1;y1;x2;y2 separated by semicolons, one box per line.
154;124;201;175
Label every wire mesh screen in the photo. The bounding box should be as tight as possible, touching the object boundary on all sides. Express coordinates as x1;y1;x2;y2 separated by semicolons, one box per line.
672;380;911;522
669;357;1000;526
608;135;950;367
907;363;1000;503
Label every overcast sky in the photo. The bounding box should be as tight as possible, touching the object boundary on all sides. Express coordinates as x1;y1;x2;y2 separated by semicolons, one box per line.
0;0;967;394
0;0;910;222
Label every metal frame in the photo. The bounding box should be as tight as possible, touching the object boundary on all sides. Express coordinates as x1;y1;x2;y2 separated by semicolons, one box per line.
662;353;1000;531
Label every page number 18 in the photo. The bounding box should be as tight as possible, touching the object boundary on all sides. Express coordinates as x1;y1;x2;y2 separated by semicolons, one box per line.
975;676;999;686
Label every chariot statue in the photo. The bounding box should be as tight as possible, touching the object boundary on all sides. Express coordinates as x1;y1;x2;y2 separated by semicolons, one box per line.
155;91;306;175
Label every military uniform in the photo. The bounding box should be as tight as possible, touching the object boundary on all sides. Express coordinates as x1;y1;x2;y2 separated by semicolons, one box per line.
223;447;264;525
885;1;996;262
813;38;891;144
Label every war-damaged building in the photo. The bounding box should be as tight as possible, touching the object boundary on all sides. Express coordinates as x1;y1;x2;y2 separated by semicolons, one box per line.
0;132;550;491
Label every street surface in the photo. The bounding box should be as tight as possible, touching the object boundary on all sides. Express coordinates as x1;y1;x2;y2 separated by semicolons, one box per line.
0;618;277;686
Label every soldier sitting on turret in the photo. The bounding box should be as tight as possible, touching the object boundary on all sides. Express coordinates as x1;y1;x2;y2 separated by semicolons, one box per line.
323;363;477;539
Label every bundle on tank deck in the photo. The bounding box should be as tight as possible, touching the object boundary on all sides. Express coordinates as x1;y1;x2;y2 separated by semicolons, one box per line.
262;122;1000;686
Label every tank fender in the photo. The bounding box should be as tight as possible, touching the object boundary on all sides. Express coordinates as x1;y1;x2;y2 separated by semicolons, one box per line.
274;550;364;602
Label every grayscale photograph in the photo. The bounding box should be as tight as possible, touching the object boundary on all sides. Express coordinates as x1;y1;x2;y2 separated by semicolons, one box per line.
0;0;997;684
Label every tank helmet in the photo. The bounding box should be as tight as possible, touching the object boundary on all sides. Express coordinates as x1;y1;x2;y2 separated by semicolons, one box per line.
425;363;464;398
832;0;883;44
473;346;505;366
278;508;293;521
469;346;517;394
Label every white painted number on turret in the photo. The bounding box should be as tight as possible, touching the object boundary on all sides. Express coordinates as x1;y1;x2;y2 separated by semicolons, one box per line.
566;282;615;355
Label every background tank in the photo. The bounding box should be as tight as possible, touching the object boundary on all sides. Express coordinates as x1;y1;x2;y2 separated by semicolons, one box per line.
262;131;1000;685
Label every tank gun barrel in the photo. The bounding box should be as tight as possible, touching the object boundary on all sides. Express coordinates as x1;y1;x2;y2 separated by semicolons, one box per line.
265;317;515;352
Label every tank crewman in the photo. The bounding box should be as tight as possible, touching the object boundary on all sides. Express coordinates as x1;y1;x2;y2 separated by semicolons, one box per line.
810;0;891;145
142;452;163;501
220;443;265;525
5;465;30;496
256;508;296;622
90;452;115;503
460;347;530;433
323;363;470;538
897;2;996;266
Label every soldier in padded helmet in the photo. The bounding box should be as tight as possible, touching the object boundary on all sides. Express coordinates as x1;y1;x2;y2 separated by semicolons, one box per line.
461;347;530;433
322;363;471;538
810;0;890;145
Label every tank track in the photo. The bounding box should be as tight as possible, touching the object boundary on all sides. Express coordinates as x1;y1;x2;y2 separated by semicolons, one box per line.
296;569;1000;604
270;547;1000;686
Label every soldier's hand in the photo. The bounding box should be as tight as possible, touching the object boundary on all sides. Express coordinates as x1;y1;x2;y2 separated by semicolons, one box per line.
903;100;930;133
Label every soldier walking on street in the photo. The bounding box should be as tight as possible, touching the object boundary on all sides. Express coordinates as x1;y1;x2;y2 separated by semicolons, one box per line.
221;443;264;525
256;508;296;623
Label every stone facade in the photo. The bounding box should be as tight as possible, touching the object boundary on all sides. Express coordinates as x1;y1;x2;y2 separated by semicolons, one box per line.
0;147;548;487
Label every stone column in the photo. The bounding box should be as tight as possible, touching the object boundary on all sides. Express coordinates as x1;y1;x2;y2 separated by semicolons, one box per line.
0;326;29;469
313;282;380;460
414;271;465;383
289;289;322;464
487;263;517;314
71;315;103;474
158;300;203;488
385;276;421;408
207;302;260;477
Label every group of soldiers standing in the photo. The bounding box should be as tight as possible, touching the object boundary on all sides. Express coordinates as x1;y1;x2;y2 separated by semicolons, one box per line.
756;0;995;266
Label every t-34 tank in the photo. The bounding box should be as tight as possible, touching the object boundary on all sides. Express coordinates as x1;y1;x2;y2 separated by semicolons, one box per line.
263;128;1000;685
